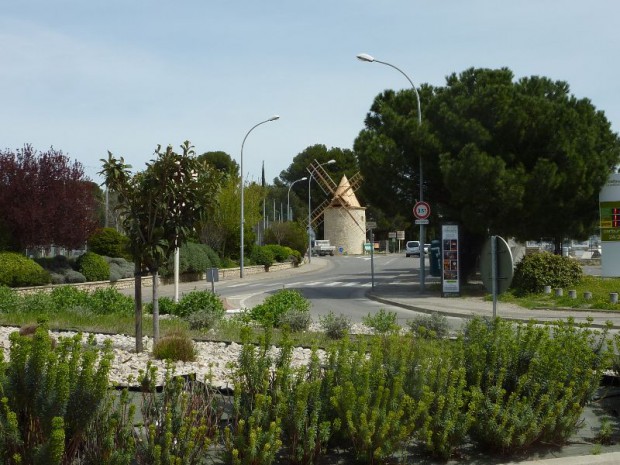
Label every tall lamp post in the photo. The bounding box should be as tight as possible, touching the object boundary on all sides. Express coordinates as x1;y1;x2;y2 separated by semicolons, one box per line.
240;115;280;278
357;52;426;293
307;159;336;263
287;176;307;221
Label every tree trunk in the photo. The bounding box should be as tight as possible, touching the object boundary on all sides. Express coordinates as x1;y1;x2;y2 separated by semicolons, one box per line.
134;263;143;353
152;270;160;346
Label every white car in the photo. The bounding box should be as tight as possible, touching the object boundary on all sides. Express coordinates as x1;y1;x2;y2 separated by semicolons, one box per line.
405;240;421;257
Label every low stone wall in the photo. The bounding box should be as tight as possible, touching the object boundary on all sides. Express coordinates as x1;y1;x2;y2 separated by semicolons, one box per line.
12;261;299;296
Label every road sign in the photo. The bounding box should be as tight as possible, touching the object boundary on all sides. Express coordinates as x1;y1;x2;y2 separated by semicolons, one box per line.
366;221;377;229
413;201;431;219
415;219;429;225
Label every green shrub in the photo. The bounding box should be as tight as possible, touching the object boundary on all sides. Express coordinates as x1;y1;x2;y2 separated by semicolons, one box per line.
185;309;222;331
250;245;275;268
144;296;177;315
407;312;450;339
77;252;110;282
152;330;196;362
88;227;131;259
0;329;116;464
34;254;74;273
264;244;294;262
0;252;51;287
0;285;22;313
284;355;333;465
20;292;56;314
63;269;87;283
106;256;134;282
135;363;220;464
319;311;351;339
223;328;285;465
249;289;310;328
362;308;400;334
161;242;221;277
463;317;609;452
511;252;583;295
50;285;91;311
264;221;308;257
328;335;424;463
88;287;134;315
279;309;312;332
176;290;226;321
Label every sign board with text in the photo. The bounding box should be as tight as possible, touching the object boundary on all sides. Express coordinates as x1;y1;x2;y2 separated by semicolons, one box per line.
441;224;460;297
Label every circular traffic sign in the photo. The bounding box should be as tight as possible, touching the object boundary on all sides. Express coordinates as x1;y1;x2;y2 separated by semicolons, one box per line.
413;201;431;219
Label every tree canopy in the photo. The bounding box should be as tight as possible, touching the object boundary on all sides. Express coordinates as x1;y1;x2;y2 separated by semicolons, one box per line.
0;145;99;251
354;67;620;267
198;150;239;178
100;141;220;347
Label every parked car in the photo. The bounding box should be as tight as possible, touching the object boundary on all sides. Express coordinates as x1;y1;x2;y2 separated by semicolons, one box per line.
405;240;421;257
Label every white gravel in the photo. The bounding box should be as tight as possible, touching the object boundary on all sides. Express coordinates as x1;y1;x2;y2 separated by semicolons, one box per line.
0;323;375;390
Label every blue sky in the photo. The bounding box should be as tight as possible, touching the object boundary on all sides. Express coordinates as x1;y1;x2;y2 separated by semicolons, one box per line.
2;1;619;186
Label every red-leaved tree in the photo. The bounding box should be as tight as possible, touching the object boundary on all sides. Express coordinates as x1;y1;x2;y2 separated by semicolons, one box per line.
0;145;99;251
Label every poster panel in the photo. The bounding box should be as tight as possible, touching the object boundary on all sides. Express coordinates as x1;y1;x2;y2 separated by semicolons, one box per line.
441;224;460;296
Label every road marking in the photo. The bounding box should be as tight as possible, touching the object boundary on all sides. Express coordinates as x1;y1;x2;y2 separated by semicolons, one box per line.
325;281;343;287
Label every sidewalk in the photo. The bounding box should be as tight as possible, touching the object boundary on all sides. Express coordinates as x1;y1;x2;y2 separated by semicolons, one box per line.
367;280;620;330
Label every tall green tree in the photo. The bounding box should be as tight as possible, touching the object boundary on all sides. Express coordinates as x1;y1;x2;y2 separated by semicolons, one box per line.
198;150;239;177
100;141;219;350
199;174;263;260
355;67;620;278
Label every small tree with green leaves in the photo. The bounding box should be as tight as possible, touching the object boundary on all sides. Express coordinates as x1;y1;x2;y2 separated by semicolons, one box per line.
100;141;219;350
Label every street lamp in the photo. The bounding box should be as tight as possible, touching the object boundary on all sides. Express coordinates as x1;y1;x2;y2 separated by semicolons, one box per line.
287;176;307;221
240;115;280;278
307;159;336;263
357;52;426;293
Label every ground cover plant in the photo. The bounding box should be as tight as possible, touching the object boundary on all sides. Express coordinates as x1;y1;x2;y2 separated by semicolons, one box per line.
500;275;620;311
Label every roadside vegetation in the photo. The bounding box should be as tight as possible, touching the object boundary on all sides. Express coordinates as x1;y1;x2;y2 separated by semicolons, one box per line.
1;288;618;464
497;252;620;311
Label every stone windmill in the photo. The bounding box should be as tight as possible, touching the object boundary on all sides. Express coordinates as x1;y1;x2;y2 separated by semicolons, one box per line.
308;159;366;255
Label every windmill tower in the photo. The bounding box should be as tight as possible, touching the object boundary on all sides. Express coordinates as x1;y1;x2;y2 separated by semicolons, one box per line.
308;160;366;255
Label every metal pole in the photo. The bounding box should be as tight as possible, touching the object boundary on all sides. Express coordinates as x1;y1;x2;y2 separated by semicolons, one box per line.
174;246;179;302
370;228;375;289
491;235;498;318
357;54;425;293
239;116;279;278
287;177;307;222
308;173;313;263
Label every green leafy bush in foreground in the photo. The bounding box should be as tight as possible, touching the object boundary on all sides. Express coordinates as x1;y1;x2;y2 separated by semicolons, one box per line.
0;328;115;464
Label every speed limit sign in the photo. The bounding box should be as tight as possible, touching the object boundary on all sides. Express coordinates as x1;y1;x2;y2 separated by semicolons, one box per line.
413;201;431;219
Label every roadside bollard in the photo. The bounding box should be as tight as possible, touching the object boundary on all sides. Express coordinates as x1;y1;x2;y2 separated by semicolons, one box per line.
584;291;592;300
611;293;619;304
568;290;577;299
555;288;563;297
544;285;551;294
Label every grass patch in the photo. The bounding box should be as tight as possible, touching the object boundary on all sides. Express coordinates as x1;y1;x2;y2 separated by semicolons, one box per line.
497;275;620;311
